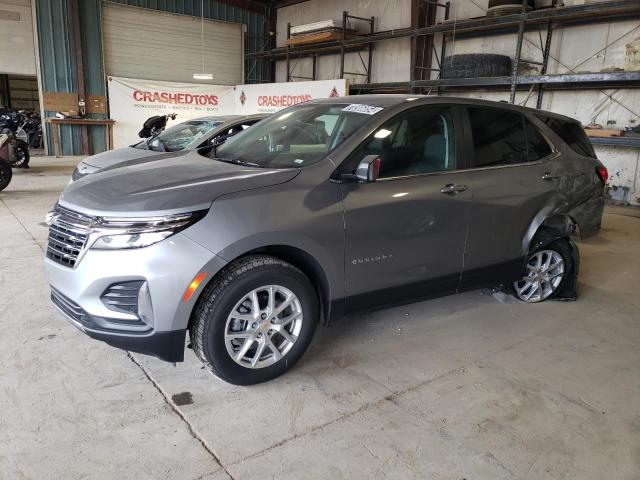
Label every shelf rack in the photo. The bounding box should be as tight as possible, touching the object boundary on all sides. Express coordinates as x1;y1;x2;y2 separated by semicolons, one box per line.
248;0;640;105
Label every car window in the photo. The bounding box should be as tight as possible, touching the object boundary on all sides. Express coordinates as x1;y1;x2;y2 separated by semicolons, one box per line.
468;108;529;167
536;115;596;158
348;106;455;179
147;120;222;152
523;118;552;161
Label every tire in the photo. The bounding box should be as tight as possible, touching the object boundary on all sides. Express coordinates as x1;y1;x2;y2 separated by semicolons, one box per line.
13;140;29;168
487;0;534;9
189;255;318;385
0;160;12;192
512;239;573;303
441;54;512;79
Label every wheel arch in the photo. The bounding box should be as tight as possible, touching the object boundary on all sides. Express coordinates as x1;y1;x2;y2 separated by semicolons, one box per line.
189;244;333;328
523;213;580;301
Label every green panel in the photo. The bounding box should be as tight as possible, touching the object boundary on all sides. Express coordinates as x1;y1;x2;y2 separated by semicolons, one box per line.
35;0;81;155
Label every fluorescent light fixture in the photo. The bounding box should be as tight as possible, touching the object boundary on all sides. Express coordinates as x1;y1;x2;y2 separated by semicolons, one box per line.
374;128;392;139
193;73;213;80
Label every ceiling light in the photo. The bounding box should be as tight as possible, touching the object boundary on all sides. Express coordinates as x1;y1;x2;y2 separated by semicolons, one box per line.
193;73;213;80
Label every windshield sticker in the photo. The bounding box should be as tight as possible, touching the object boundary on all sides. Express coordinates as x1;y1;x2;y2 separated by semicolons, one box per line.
342;104;384;115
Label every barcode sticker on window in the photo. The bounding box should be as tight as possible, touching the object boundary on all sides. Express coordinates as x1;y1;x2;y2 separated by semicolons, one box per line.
342;104;384;115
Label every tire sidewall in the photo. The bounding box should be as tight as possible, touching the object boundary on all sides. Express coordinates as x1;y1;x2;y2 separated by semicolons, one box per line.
202;263;318;385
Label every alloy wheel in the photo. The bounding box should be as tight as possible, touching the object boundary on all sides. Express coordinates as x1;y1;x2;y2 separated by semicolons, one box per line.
513;249;565;303
224;285;303;369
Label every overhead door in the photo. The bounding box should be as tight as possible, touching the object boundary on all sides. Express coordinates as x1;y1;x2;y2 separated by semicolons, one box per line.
0;0;36;75
102;2;243;85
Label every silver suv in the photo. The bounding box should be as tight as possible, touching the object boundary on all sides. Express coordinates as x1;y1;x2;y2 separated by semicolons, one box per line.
45;96;606;385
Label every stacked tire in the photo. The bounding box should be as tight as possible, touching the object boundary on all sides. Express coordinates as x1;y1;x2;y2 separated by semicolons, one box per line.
441;54;512;79
487;0;535;17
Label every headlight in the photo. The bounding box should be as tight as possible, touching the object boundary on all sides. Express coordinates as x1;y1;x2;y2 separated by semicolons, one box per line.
90;210;207;250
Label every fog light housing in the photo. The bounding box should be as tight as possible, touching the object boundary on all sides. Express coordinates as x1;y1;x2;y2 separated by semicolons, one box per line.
137;281;154;326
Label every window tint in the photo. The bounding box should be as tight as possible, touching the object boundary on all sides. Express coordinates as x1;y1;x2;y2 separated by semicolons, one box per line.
467;108;551;167
468;108;528;167
351;106;455;179
536;115;596;158
524;118;552;161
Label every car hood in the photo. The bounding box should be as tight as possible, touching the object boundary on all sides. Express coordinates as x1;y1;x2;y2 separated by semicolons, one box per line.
59;151;299;217
81;146;164;168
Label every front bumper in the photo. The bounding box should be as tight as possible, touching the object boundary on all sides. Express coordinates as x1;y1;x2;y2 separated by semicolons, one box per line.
44;232;227;362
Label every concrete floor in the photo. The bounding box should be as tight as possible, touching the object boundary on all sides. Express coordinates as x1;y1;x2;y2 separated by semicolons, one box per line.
1;156;639;480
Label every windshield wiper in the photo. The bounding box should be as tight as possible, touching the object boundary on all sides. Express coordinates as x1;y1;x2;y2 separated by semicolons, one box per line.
215;157;263;168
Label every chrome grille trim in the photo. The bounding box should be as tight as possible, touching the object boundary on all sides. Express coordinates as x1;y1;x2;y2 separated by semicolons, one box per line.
46;205;93;268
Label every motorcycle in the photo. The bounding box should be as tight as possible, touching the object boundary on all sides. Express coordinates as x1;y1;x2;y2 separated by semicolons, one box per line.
138;113;177;139
21;111;43;149
0;110;30;168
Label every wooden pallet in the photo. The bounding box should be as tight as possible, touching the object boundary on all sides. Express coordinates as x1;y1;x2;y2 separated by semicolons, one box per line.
287;29;356;47
584;128;625;138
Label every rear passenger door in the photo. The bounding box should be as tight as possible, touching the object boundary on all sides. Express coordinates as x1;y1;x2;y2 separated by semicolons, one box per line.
458;106;559;289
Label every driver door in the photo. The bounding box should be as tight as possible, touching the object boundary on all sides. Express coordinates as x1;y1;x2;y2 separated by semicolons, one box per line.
340;105;472;312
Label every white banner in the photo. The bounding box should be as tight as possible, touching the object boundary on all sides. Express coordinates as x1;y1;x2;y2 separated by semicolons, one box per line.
107;76;236;148
234;79;349;115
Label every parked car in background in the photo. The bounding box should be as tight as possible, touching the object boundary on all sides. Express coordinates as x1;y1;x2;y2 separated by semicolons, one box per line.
71;114;267;181
45;96;606;385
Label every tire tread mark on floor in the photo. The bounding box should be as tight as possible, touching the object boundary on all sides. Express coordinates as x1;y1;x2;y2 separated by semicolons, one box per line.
127;352;236;480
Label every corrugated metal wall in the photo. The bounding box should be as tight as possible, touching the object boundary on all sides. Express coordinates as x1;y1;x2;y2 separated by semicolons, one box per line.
34;0;267;155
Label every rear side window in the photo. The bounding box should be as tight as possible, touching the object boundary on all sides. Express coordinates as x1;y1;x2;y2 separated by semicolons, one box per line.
467;108;551;167
536;115;596;158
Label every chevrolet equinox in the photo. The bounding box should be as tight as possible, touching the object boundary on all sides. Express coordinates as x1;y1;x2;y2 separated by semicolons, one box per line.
45;96;606;385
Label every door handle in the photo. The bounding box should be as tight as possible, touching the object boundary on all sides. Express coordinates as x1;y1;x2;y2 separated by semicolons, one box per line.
542;172;560;180
440;183;467;194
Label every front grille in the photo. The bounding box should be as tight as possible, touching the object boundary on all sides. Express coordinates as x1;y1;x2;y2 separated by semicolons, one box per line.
51;288;90;326
46;206;93;268
101;281;144;315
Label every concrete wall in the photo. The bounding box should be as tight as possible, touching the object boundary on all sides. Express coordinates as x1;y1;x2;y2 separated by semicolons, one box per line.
275;0;412;84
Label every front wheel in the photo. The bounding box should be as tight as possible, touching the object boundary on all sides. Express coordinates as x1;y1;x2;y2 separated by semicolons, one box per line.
190;255;318;385
0;160;12;191
512;239;572;303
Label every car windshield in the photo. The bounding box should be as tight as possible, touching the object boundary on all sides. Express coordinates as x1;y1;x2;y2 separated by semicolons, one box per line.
207;103;381;168
142;120;223;152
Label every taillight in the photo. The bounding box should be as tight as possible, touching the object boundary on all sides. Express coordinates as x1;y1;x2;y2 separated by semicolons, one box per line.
596;166;608;186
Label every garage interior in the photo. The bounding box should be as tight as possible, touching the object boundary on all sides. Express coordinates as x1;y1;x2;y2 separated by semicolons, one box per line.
1;0;639;478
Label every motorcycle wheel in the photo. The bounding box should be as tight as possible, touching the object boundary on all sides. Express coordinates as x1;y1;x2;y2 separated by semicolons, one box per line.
13;140;30;168
0;160;12;192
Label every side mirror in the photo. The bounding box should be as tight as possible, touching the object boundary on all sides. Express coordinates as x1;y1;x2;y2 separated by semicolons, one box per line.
339;155;381;183
355;155;381;182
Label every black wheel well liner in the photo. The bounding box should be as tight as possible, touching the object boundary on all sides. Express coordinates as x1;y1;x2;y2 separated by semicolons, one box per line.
243;245;331;325
190;245;332;327
526;214;580;301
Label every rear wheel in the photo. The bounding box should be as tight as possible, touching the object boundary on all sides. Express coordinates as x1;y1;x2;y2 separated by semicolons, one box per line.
512;240;572;303
190;255;318;385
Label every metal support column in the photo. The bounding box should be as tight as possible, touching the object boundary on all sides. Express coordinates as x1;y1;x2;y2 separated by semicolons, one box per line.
510;0;528;103
536;1;556;109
